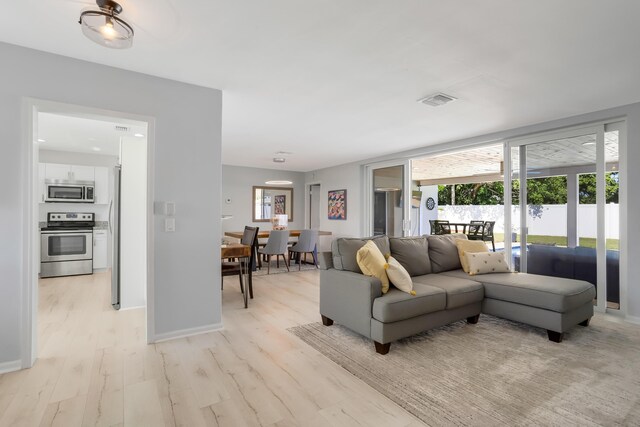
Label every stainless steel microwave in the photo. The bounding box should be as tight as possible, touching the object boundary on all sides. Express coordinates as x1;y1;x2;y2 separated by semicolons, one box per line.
44;180;95;203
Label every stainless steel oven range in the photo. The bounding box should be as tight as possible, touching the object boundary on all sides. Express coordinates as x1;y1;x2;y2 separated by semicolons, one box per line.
41;212;95;278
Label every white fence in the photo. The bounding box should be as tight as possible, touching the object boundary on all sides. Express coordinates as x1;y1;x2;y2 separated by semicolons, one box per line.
439;204;619;239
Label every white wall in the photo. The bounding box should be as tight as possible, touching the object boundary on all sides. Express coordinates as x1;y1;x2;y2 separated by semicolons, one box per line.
221;165;305;235
439;204;619;239
39;149;119;168
120;137;147;309
305;163;363;251
0;42;222;367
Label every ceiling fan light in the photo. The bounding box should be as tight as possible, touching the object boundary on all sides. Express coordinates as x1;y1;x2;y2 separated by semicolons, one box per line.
79;1;134;49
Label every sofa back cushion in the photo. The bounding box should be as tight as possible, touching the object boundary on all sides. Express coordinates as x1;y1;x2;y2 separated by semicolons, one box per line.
331;235;390;273
427;233;468;273
389;236;431;276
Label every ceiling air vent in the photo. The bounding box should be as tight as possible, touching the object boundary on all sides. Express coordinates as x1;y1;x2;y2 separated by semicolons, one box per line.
114;125;129;132
417;93;457;107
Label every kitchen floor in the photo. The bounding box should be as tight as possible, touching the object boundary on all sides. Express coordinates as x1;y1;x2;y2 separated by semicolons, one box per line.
0;271;421;426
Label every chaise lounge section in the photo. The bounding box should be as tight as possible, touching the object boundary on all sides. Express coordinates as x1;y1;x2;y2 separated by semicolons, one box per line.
319;234;595;354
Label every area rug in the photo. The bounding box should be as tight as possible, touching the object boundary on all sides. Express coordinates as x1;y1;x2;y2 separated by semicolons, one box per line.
253;260;317;276
289;314;640;426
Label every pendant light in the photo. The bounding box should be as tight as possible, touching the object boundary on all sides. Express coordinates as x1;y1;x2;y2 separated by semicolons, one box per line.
79;0;134;49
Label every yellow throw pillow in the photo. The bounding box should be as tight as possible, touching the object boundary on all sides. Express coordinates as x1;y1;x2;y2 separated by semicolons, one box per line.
466;252;511;276
386;256;415;295
455;240;490;273
356;240;390;293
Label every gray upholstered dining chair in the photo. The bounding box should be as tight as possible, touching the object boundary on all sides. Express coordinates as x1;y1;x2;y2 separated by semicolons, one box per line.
289;229;319;270
258;230;290;274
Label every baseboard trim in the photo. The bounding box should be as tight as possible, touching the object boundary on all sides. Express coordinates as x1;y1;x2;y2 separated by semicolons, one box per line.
624;315;640;325
0;359;22;374
152;322;224;343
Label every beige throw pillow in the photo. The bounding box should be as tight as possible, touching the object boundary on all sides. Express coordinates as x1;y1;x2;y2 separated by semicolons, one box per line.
455;240;490;273
386;256;416;295
466;252;511;275
356;240;390;293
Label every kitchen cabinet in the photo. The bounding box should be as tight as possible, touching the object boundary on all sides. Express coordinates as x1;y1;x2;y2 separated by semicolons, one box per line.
93;229;108;270
94;167;109;204
43;163;95;181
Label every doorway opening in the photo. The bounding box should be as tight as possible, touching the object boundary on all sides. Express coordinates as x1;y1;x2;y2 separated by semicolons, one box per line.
26;100;152;368
309;183;321;230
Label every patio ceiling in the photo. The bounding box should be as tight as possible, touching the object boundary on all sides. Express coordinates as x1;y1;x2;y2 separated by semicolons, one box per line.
413;132;619;184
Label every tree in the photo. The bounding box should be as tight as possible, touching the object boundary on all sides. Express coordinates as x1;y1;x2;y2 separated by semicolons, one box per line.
437;172;619;206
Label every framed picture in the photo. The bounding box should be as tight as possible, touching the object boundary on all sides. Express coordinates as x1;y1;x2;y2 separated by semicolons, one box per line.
328;189;347;220
274;195;286;215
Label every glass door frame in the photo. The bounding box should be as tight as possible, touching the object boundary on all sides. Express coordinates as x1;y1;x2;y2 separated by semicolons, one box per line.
364;159;412;237
504;122;623;314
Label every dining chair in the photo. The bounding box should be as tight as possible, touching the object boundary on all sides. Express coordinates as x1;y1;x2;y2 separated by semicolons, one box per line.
289;229;319;270
470;220;485;225
467;221;496;251
222;226;259;299
258;230;291;274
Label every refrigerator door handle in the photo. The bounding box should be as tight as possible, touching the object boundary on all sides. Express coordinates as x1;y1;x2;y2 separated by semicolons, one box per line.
109;200;113;234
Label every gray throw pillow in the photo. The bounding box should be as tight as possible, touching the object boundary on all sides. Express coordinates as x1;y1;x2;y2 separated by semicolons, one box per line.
427;234;468;273
389;237;431;276
331;235;390;273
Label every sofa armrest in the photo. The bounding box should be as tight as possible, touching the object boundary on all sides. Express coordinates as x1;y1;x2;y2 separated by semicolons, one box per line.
318;251;333;270
319;268;382;339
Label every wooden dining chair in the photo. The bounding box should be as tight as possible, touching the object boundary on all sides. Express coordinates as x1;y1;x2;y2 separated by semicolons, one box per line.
289;229;319;270
434;220;451;235
258;230;290;274
222;226;259;298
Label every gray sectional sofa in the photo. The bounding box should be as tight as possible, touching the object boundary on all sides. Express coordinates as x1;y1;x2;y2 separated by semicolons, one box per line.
319;234;595;354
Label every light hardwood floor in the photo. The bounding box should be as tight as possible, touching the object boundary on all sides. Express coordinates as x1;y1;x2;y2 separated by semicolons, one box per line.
0;270;423;427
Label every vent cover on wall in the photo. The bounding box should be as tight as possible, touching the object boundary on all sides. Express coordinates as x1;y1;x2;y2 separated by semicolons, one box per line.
114;125;129;132
418;93;457;107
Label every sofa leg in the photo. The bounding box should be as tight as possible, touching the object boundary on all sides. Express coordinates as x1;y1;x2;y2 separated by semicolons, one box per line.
466;314;480;324
374;341;391;355
321;315;334;326
547;330;564;343
579;318;591;327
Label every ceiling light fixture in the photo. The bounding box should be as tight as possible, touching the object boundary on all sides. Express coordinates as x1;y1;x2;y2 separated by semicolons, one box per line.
92;147;102;151
79;0;134;49
265;180;293;185
582;141;596;146
273;157;286;163
37;138;46;143
134;133;145;138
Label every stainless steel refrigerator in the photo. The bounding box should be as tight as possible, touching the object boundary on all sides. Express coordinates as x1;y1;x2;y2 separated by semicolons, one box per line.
110;165;121;310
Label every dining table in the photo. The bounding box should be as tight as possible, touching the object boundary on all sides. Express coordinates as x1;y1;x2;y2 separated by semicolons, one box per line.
224;230;332;269
221;243;251;308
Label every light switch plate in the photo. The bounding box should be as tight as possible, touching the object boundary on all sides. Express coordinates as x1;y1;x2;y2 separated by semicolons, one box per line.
165;218;175;232
166;202;176;216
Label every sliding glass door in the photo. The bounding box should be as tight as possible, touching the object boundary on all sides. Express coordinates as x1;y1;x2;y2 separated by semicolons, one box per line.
506;124;621;313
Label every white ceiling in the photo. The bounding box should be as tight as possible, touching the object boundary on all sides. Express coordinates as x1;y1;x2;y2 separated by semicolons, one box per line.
38;112;147;156
2;1;640;171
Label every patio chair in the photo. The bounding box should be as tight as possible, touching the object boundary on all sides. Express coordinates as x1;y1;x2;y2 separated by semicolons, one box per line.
289;229;319;270
222;226;259;298
467;221;496;251
432;220;452;235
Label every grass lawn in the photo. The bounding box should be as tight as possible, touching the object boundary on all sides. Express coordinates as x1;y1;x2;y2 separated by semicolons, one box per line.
493;232;618;250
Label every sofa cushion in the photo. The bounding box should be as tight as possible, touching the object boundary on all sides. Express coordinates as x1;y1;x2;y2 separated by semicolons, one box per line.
332;235;390;273
389;236;431;276
372;283;446;323
439;270;595;313
427;234;468;273
412;274;484;309
455;239;489;273
466;252;511;276
356;240;390;294
386;256;414;294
